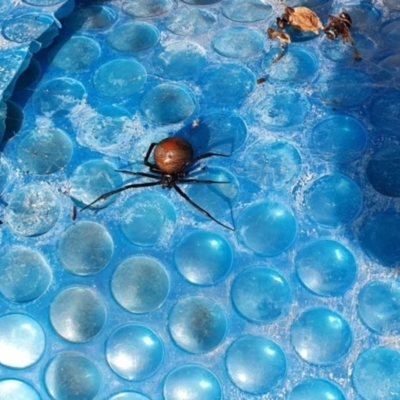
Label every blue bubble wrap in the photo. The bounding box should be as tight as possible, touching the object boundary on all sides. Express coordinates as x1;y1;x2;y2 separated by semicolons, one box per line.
1;0;400;399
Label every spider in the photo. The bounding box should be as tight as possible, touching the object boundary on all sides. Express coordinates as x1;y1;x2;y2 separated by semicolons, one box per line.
323;12;361;60
81;137;234;230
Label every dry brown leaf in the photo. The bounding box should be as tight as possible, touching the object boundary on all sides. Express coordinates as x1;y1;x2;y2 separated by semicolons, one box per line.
267;27;291;44
286;6;323;34
266;27;290;63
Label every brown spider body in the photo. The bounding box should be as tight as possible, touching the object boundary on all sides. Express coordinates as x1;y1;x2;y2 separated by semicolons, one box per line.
80;136;234;230
154;137;193;175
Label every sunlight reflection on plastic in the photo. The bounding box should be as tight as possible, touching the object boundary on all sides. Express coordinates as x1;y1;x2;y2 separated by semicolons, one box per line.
106;324;164;381
0;380;40;400
0;314;45;368
109;392;150;400
164;364;222;400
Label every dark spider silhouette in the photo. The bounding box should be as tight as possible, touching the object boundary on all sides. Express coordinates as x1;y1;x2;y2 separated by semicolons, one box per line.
81;137;234;230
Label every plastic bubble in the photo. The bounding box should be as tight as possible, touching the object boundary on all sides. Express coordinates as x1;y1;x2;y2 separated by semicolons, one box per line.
0;248;51;302
111;256;169;314
50;287;106;342
288;378;346;400
168;296;227;354
291;307;352;365
49;36;101;70
141;83;195;124
0;314;45;368
358;279;400;335
359;212;400;267
174;230;233;285
304;174;362;227
226;335;286;394
166;8;216;36
45;354;101;400
94;59;147;98
107;22;159;53
6;184;60;237
122;0;171;17
296;239;357;296
353;347;400;400
237;200;297;256
0;380;40;400
106;324;164;381
367;147;400;197
164;364;222;400
222;0;272;22
232;266;292;323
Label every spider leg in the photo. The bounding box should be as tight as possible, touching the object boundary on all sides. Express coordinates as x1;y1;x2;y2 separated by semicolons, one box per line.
173;184;235;231
143;142;158;169
80;181;162;212
192;152;230;163
180;178;230;184
116;170;160;179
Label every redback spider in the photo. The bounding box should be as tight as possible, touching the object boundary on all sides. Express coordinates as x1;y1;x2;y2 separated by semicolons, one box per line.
81;137;235;230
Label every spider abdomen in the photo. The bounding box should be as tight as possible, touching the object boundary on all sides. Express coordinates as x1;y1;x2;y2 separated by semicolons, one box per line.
154;137;193;174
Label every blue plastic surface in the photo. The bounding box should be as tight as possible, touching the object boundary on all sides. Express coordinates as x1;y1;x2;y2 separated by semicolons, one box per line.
1;0;400;399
